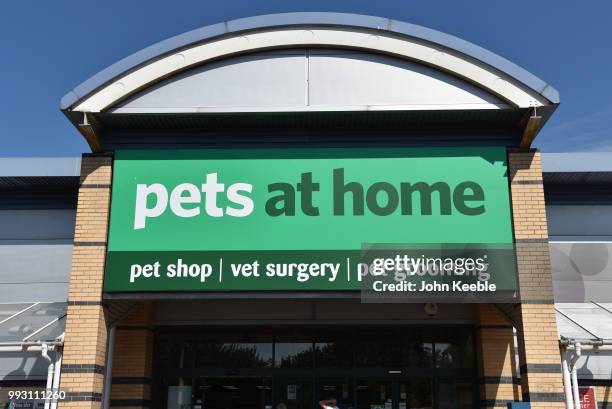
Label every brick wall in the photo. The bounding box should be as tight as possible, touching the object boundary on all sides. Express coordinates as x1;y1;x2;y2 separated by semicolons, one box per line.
109;303;154;409
477;304;521;409
58;154;113;409
508;150;565;409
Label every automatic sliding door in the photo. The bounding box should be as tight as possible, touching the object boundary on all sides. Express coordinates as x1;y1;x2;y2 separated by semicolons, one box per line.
436;380;473;409
317;378;353;409
193;377;271;409
275;378;314;409
356;380;392;409
398;380;432;409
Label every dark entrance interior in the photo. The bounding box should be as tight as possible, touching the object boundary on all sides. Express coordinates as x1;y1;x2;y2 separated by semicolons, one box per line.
152;327;476;409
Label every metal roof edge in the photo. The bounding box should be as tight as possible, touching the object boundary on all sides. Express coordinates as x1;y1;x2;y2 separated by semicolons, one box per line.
0;157;81;177
542;152;612;173
60;12;560;110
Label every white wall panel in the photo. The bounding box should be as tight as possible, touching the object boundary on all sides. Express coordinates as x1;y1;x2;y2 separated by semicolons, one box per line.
308;52;503;108
115;49;506;112
117;52;307;110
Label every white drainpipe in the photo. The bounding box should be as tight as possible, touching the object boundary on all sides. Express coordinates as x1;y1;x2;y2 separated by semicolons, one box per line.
41;344;54;409
561;348;574;409
570;342;582;409
50;350;62;409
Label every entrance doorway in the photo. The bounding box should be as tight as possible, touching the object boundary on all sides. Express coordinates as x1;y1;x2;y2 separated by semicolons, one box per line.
355;379;393;409
276;378;313;409
152;327;476;409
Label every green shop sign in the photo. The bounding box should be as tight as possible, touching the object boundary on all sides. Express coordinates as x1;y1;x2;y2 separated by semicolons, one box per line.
104;147;517;297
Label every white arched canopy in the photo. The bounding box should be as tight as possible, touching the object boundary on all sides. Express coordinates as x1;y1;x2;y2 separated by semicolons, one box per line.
62;12;558;113
61;13;559;151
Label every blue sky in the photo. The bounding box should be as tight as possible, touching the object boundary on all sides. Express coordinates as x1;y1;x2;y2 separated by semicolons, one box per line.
1;1;611;156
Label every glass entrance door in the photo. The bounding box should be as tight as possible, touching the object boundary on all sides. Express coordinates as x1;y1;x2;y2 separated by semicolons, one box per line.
316;378;353;409
191;377;272;409
354;379;437;409
435;380;474;409
356;380;393;409
153;327;477;409
274;378;314;409
398;379;433;409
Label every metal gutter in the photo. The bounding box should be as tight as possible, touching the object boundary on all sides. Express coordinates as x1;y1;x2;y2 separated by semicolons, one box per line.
0;341;63;347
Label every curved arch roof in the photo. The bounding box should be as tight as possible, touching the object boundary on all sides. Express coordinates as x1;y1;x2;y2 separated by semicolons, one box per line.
61;12;559;112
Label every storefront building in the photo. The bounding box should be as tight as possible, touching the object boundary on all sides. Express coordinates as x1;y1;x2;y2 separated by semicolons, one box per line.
2;12;611;409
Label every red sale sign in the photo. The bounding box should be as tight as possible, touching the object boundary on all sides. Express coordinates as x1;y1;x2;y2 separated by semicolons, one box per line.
579;387;598;409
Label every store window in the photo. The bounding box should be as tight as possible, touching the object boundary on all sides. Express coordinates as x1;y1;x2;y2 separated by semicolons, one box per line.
355;331;398;367
431;328;474;369
315;332;353;367
155;327;474;371
275;333;314;368
196;341;273;368
356;329;437;368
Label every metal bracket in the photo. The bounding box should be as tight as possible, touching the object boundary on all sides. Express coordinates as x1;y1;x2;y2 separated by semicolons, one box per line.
520;105;543;148
77;112;102;152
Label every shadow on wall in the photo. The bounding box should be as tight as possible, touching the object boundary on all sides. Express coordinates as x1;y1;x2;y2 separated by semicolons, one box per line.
551;243;612;302
508;150;537;182
0;351;57;381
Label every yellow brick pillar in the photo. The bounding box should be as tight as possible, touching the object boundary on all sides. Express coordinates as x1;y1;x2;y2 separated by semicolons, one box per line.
59;154;113;409
109;302;154;409
508;150;565;408
477;304;521;409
